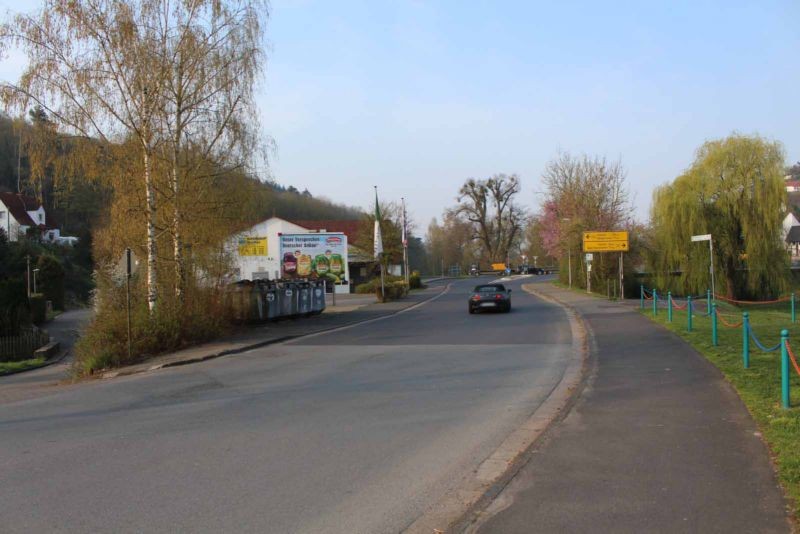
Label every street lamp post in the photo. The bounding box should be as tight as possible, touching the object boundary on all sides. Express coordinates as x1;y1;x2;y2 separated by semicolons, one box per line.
33;268;39;294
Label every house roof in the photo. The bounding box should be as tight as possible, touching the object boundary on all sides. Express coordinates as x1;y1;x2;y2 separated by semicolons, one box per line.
290;220;364;242
0;192;38;227
786;226;800;244
787;180;800;189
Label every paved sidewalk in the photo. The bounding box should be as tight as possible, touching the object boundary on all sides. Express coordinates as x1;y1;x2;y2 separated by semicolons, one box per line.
471;283;791;533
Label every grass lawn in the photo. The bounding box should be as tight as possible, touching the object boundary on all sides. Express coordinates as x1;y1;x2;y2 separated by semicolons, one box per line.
641;296;800;520
0;357;47;375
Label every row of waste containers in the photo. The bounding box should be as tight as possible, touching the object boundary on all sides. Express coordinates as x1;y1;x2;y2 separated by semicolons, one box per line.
227;280;327;323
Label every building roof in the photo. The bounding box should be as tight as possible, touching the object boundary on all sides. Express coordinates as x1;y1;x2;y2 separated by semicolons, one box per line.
786;226;800;244
0;192;38;227
290;220;364;242
787;180;800;189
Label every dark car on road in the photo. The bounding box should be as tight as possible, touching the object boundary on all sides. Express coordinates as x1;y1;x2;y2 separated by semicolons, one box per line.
468;284;512;313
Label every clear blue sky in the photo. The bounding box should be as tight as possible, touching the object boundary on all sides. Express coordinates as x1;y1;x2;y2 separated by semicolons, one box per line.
2;1;799;232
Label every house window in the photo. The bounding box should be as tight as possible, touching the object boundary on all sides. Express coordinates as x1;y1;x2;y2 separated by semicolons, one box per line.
39;213;44;223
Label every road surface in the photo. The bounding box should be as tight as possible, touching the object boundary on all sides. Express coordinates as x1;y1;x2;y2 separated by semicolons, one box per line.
0;276;571;533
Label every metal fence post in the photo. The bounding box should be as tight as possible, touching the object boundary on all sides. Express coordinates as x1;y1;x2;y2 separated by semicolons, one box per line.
652;288;658;317
707;289;711;314
781;329;790;409
667;292;673;323
711;303;718;346
640;284;644;309
742;312;749;369
687;296;693;332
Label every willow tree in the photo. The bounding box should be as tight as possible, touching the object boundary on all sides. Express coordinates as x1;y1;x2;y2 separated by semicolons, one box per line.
650;134;787;299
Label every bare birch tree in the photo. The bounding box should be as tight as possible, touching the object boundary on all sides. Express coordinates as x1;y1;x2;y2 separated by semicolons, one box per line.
1;0;170;312
153;0;267;302
1;0;268;310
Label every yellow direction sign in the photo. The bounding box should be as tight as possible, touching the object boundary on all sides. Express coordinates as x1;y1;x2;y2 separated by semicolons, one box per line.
238;237;268;256
583;231;629;252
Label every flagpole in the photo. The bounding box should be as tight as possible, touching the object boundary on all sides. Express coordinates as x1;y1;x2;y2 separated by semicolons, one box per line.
402;197;409;287
374;186;385;301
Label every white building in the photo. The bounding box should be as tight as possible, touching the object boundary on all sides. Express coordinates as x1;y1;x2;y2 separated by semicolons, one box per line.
229;217;311;281
0;192;80;244
783;212;800;239
228;216;369;293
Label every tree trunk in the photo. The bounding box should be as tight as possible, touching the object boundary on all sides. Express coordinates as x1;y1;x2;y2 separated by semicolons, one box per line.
172;157;184;304
144;148;158;313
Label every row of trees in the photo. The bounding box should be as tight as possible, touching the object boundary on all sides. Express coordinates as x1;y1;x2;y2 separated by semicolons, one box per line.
426;134;790;301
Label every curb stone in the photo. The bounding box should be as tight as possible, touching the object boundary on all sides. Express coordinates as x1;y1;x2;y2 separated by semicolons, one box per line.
0;348;71;378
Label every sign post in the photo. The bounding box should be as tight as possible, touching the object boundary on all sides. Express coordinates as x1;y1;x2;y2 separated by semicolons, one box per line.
120;248;138;361
582;231;629;296
691;234;715;299
585;254;592;293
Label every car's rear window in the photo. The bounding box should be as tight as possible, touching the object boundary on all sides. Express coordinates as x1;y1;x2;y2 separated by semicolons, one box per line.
476;285;504;292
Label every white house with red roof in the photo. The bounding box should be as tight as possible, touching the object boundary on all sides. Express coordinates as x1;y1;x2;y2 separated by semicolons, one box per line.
0;191;64;243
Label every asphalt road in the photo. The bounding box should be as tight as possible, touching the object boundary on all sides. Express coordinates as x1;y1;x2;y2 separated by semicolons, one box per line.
0;308;92;404
0;275;572;533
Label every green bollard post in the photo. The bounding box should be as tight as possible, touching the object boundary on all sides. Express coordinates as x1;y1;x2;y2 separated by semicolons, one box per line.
687;296;693;332
711;303;718;346
652;288;658;317
640;284;644;310
781;329;790;409
742;312;750;369
667;292;673;323
707;289;711;314
792;293;796;324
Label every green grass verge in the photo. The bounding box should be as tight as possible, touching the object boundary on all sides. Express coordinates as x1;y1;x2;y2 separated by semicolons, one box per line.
0;357;47;375
641;299;800;520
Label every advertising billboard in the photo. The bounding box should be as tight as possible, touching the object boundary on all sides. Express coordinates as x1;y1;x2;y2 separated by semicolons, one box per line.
280;233;348;283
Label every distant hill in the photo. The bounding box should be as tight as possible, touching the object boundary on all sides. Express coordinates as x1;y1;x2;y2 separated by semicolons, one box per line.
0;112;363;236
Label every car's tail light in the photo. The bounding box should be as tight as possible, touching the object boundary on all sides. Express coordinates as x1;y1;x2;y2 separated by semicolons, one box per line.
495;294;503;300
472;294;481;301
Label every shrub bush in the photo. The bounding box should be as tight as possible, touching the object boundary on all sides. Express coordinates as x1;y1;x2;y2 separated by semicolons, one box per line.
355;274;404;294
409;271;424;289
37;254;65;310
0;279;29;335
375;281;409;302
74;276;232;375
29;294;47;325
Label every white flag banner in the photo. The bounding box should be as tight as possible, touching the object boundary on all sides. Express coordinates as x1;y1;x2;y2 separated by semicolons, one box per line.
373;188;383;259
